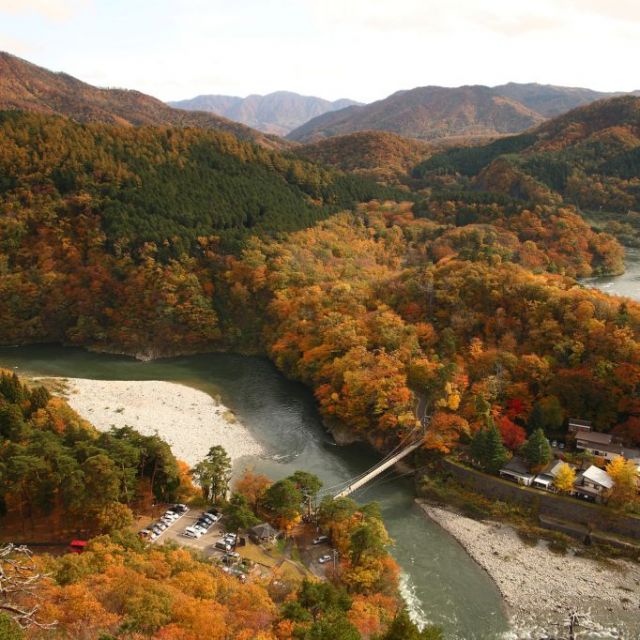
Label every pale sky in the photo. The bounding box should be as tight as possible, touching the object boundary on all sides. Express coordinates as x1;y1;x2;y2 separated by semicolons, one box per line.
1;0;638;103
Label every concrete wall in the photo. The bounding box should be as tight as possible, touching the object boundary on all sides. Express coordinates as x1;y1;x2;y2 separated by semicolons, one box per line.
426;459;640;541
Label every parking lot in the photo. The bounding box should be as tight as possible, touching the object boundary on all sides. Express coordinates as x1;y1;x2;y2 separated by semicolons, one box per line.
155;509;224;553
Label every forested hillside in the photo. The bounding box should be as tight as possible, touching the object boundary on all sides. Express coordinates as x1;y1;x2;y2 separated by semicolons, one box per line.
295;131;432;183
0;111;400;255
0;371;185;535
412;96;640;241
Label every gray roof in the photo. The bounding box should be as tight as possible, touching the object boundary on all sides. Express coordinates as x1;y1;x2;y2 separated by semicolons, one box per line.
502;456;531;476
581;465;614;489
575;431;613;446
249;522;279;537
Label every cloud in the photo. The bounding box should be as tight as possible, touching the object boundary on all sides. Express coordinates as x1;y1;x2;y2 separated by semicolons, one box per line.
562;0;640;23
307;0;640;36
308;0;569;36
0;33;32;54
0;0;87;21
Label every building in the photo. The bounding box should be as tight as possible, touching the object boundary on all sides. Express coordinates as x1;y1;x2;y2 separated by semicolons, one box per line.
573;465;614;503
568;418;592;434
499;457;535;486
575;430;640;464
532;459;570;491
248;522;280;545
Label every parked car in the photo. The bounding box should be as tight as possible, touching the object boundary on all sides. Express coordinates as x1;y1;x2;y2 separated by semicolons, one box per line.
313;535;329;545
172;503;188;513
183;526;203;538
207;507;220;516
215;541;232;551
318;554;332;564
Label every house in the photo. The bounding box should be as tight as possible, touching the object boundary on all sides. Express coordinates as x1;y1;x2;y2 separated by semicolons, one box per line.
575;430;640;464
532;459;570;491
568;418;592;434
248;522;280;545
499;457;535;486
573;465;614;502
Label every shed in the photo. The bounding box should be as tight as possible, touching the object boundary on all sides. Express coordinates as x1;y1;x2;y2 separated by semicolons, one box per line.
248;522;279;544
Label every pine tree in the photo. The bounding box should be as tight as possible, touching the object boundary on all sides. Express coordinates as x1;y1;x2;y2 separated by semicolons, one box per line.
470;421;508;473
521;428;552;469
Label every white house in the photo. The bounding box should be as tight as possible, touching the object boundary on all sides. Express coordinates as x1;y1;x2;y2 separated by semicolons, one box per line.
573;465;614;502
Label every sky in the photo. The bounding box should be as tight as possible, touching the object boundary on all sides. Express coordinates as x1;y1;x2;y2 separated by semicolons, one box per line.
1;0;639;103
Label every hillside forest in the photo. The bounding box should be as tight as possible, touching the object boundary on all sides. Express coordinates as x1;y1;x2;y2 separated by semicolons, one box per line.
3;92;640;637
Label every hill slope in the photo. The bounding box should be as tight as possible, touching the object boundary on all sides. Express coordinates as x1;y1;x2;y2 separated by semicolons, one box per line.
288;85;546;142
0;51;286;149
494;82;621;117
413;96;640;236
0;111;402;255
295;130;432;182
288;83;640;144
169;90;360;136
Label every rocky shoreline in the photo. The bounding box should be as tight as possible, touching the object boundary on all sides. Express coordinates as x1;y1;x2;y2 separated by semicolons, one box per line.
417;500;640;637
43;377;264;466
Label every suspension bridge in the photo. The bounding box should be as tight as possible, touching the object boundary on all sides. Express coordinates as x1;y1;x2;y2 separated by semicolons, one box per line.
318;395;430;501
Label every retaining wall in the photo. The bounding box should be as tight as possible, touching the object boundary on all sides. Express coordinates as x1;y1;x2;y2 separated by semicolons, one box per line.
425;459;640;540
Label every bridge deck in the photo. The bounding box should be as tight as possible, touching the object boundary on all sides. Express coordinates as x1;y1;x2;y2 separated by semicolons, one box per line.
334;440;422;498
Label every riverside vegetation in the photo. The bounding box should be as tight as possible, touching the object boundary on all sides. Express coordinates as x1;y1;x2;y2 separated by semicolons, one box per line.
0;369;441;639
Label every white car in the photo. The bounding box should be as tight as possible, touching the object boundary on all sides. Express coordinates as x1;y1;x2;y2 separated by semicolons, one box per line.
183;526;203;538
318;554;332;564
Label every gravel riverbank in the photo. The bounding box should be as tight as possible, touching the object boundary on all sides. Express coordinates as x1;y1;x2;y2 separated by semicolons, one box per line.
44;377;264;466
418;500;640;637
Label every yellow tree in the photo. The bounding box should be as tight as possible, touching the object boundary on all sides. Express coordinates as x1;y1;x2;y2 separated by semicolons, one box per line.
552;463;576;494
606;457;638;505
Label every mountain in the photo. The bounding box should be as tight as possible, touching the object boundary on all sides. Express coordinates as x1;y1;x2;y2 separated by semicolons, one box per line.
287;85;546;143
168;91;361;136
295;130;432;182
0;51;286;149
493;82;621;117
413;96;640;238
288;83;640;144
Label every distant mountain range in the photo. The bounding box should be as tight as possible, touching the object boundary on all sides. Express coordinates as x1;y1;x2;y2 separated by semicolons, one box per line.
168;91;361;136
0;51;285;149
287;83;640;143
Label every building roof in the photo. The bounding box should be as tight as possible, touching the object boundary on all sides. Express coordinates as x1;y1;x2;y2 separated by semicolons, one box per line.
249;522;279;538
542;460;567;477
568;419;592;432
576;431;613;446
581;465;614;489
501;456;531;476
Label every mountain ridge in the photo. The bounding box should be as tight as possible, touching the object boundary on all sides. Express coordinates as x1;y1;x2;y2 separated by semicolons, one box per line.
0;51;287;149
287;83;640;144
169;90;361;135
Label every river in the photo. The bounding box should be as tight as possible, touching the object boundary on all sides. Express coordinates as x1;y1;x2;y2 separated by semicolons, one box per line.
0;345;509;640
3;251;638;639
582;246;640;300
